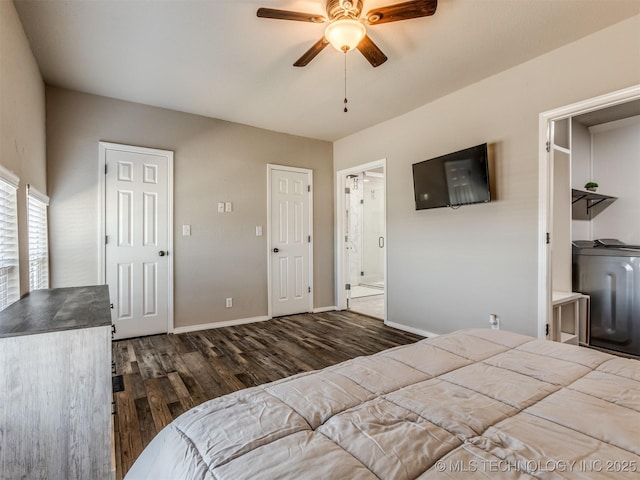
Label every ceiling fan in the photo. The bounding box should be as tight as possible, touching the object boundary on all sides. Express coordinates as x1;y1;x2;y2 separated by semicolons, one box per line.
257;0;438;67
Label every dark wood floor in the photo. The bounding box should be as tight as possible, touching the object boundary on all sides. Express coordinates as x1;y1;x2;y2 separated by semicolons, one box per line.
112;310;423;479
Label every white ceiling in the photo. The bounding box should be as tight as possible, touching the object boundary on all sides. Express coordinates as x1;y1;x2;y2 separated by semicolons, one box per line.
13;0;640;141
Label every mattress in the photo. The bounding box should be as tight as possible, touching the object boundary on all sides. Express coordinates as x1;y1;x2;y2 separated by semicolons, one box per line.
125;328;640;479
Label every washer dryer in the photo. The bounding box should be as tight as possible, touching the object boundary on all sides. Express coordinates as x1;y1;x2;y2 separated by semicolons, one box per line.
573;239;640;356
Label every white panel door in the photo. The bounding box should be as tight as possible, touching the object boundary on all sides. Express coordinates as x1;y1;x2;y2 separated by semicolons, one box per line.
270;167;312;317
104;144;171;339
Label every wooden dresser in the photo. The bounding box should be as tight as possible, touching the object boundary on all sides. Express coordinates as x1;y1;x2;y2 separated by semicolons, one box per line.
0;286;112;479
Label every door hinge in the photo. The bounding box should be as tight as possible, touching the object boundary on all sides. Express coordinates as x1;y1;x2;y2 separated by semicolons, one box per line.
360;271;364;276
105;164;108;174
105;235;108;245
345;235;348;242
546;232;550;244
545;323;549;336
308;235;311;243
545;142;550;153
307;185;311;192
345;187;350;194
360;199;364;204
308;286;311;293
345;283;351;291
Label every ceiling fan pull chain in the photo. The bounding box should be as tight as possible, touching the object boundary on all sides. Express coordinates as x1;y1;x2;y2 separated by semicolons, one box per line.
344;51;348;113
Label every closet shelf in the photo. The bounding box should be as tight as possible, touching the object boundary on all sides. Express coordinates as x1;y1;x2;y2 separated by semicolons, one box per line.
571;189;617;220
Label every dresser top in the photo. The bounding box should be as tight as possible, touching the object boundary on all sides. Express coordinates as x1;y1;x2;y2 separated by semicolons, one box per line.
0;285;111;338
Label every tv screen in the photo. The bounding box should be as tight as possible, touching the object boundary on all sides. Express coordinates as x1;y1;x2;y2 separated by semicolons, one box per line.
412;143;490;210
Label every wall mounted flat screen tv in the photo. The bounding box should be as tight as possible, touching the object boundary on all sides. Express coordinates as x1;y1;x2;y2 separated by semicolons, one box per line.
412;143;491;210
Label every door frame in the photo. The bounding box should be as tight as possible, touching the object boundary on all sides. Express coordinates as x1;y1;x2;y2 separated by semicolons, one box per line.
98;141;175;333
537;85;640;339
266;164;314;318
335;159;387;320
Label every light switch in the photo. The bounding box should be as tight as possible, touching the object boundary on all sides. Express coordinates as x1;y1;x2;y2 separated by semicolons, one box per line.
255;226;262;236
217;202;225;213
182;225;191;236
225;201;232;212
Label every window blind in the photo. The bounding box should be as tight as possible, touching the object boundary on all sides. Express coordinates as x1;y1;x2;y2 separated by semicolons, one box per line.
0;166;20;311
27;185;49;291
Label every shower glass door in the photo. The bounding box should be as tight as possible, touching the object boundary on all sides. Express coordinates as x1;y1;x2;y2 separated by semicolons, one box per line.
343;168;385;319
361;173;384;288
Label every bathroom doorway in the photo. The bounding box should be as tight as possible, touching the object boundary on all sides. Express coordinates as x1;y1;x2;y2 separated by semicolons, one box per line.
336;160;386;320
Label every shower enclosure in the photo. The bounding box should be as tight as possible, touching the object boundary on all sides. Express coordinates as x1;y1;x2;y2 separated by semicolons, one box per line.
345;169;385;316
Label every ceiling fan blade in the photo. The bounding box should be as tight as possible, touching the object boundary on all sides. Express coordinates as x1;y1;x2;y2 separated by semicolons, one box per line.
294;37;330;67
365;0;437;25
357;35;388;67
257;8;325;23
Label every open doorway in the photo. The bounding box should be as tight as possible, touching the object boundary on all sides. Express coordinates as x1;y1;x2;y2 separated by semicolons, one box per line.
336;160;386;320
538;85;640;347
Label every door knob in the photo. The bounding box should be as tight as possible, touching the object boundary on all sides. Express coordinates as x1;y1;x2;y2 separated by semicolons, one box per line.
159;250;167;257
273;248;279;253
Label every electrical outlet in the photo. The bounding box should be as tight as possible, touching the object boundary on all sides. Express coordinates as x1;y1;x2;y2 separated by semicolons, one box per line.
217;202;225;213
226;298;233;308
256;226;262;236
182;225;191;236
489;314;500;330
225;201;232;212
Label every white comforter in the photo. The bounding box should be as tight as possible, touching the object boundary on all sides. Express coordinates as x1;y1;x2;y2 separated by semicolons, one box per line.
126;328;640;479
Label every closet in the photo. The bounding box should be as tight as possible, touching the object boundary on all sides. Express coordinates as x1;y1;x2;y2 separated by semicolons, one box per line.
548;98;640;348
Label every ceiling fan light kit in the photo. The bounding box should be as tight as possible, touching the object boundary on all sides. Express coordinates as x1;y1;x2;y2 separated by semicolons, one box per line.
325;18;366;52
257;0;438;110
257;0;437;66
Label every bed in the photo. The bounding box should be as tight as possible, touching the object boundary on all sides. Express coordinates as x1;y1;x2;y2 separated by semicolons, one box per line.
125;328;640;479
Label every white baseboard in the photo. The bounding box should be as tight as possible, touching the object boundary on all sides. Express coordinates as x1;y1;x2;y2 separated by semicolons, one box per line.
172;315;270;334
312;306;338;313
384;320;438;338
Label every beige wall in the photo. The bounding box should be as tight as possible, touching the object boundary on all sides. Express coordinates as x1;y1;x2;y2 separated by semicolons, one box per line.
591;117;640;243
0;0;47;296
334;16;640;337
46;87;333;328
